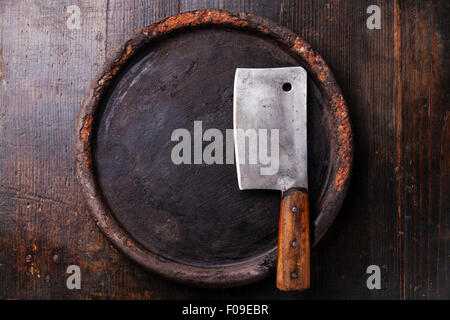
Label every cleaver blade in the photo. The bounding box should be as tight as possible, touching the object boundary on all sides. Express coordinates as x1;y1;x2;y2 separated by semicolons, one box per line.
233;66;310;291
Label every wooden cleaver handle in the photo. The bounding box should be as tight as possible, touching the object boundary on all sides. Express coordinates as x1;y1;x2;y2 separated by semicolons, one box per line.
276;188;310;291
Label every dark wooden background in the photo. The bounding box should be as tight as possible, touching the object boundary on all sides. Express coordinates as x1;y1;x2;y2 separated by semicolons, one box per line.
0;0;448;299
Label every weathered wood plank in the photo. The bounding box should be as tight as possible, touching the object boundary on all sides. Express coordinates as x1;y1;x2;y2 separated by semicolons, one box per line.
0;0;109;299
0;0;447;299
394;0;449;299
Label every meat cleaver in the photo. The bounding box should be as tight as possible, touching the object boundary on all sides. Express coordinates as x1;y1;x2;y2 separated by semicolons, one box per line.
233;67;310;291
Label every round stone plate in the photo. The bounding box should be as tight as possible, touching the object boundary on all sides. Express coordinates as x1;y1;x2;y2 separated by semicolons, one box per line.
75;10;352;288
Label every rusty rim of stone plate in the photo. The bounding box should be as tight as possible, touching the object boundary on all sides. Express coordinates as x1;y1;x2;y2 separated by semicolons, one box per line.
75;10;353;288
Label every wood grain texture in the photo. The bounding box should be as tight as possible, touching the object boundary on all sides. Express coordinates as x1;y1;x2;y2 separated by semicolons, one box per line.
277;189;310;291
0;0;448;299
